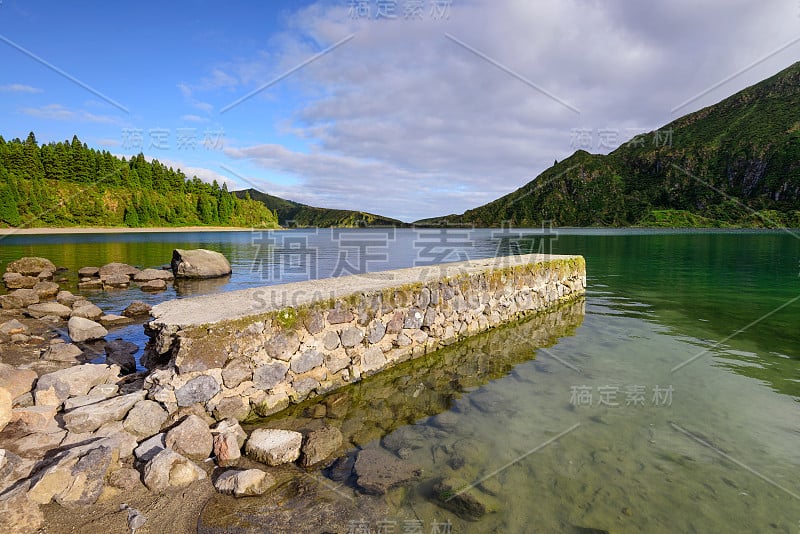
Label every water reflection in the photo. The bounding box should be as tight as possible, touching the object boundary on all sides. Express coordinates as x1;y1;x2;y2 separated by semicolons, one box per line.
173;275;232;297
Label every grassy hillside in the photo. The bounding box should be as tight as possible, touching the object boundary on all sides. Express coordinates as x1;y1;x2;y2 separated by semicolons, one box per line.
235;188;405;228
416;61;800;228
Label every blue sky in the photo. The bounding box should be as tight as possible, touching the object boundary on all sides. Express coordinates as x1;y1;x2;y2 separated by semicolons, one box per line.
1;0;799;221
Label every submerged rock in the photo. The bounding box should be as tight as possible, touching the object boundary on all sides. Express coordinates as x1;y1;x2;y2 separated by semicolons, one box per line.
300;426;343;467
353;448;421;495
432;477;498;520
213;469;274;497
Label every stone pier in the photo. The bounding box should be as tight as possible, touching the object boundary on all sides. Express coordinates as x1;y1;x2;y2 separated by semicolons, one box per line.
143;254;586;420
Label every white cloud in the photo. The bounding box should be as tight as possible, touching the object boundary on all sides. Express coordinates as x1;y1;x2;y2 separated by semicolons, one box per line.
0;83;42;93
209;0;800;221
21;103;120;124
177;82;214;114
181;114;208;123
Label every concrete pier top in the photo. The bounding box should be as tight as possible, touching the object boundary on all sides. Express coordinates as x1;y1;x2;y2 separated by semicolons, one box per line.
150;254;583;328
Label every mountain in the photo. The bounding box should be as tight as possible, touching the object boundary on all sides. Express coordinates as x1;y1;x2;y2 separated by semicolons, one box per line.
234;188;405;228
416;61;800;228
0;134;279;229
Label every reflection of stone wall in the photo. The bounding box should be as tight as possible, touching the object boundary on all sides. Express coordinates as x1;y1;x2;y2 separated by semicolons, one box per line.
143;254;586;421
257;298;586;447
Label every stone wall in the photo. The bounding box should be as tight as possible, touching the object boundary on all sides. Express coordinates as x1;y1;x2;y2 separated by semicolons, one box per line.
143;254;586;421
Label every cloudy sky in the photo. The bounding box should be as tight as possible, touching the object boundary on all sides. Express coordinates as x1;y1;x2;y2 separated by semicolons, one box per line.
1;0;798;221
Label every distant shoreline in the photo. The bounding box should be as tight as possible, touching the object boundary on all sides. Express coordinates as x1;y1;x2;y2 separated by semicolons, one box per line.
0;226;263;236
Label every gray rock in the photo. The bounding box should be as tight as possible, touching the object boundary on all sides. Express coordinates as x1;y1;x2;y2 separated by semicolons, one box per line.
4;274;38;289
353;448;422;495
362;346;387;372
290;349;323;374
134;268;174;282
26;302;72;319
122;300;152;317
70;303;104;321
340;327;364;348
32;281;59;299
107;467;142;490
99;314;132;325
322;330;340;350
105;340;138;374
222;358;252;388
175;375;220;407
10;333;29;343
9;288;40;306
42;342;83;362
366;319;386;344
432;477;497;520
292;377;319;399
0;484;44;533
213;469;274;497
264;331;300;361
252;361;289;390
56;290;79;306
245;428;302;466
77;279;103;290
77;266;100;277
140;279;167;292
0;364;37;399
142;449;206;491
165;414;213;461
63;392;118;411
6;256;56;276
403;308;424;329
303;310;325;334
102;274;131;288
171;249;231;279
68;316;108;342
0;318;28;336
56;445;114;506
35;363;118;400
123;400;168;438
300;426;343;467
213;396;251;422
63;391;145;433
134;433;166;462
327;306;354;324
98;262;140;278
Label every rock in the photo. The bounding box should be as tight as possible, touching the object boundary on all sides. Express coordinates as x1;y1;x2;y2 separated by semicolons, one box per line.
78;266;100;277
10;333;29;343
252;361;289;390
245;428;302;466
323;331;340;350
0;294;23;309
140;279;167;292
4;274;38;289
0;364;37;399
35;364;118;401
63;391;145;433
33;378;70;407
300;426;343;467
222;358;252;388
340;327;364;348
68;316;108;342
213;396;251;421
290;349;323;374
327;306;354;324
70;303;104;321
10;289;41;307
122;300;152;317
212;431;241;467
0;484;43;533
26;302;72;319
353;448;422;495
171;248;232;279
108;467;142;490
165;414;213;461
0;387;11;432
303;310;325;334
367;320;386;344
362;346;387;372
102;274;131;288
175;375;220;407
98;262;140;279
99;314;133;325
123;400;168;438
134;433;166;462
106;350;137;375
37;270;54;280
134;268;174;282
56;445;114;506
42;342;83;362
264;331;300;361
63;392;118;411
56;290;79;306
142;449;206;491
77;279;103;290
32;281;60;299
0;318;28;336
213;469;274;497
6;257;56;276
432;477;497;520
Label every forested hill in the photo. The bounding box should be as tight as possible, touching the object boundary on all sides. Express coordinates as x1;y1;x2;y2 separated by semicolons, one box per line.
416;61;800;228
234;188;405;228
0;133;279;228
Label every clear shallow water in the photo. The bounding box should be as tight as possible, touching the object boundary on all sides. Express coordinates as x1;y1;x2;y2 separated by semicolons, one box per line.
1;228;799;532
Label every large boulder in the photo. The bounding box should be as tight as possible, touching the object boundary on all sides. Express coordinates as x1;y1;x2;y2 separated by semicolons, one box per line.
3;273;38;289
171;249;232;279
68;316;108;342
245;428;302;466
6;257;56;276
142;449;206;492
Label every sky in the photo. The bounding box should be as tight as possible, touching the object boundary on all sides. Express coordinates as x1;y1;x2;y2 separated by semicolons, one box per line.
0;0;799;222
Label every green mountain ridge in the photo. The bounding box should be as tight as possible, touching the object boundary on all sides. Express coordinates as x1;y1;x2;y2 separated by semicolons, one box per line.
234;188;405;228
0;134;279;229
415;61;800;228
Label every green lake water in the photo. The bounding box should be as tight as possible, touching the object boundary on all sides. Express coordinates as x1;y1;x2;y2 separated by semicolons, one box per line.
1;228;798;532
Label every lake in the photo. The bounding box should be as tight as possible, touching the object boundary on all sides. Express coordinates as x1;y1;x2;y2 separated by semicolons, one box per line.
1;228;798;532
